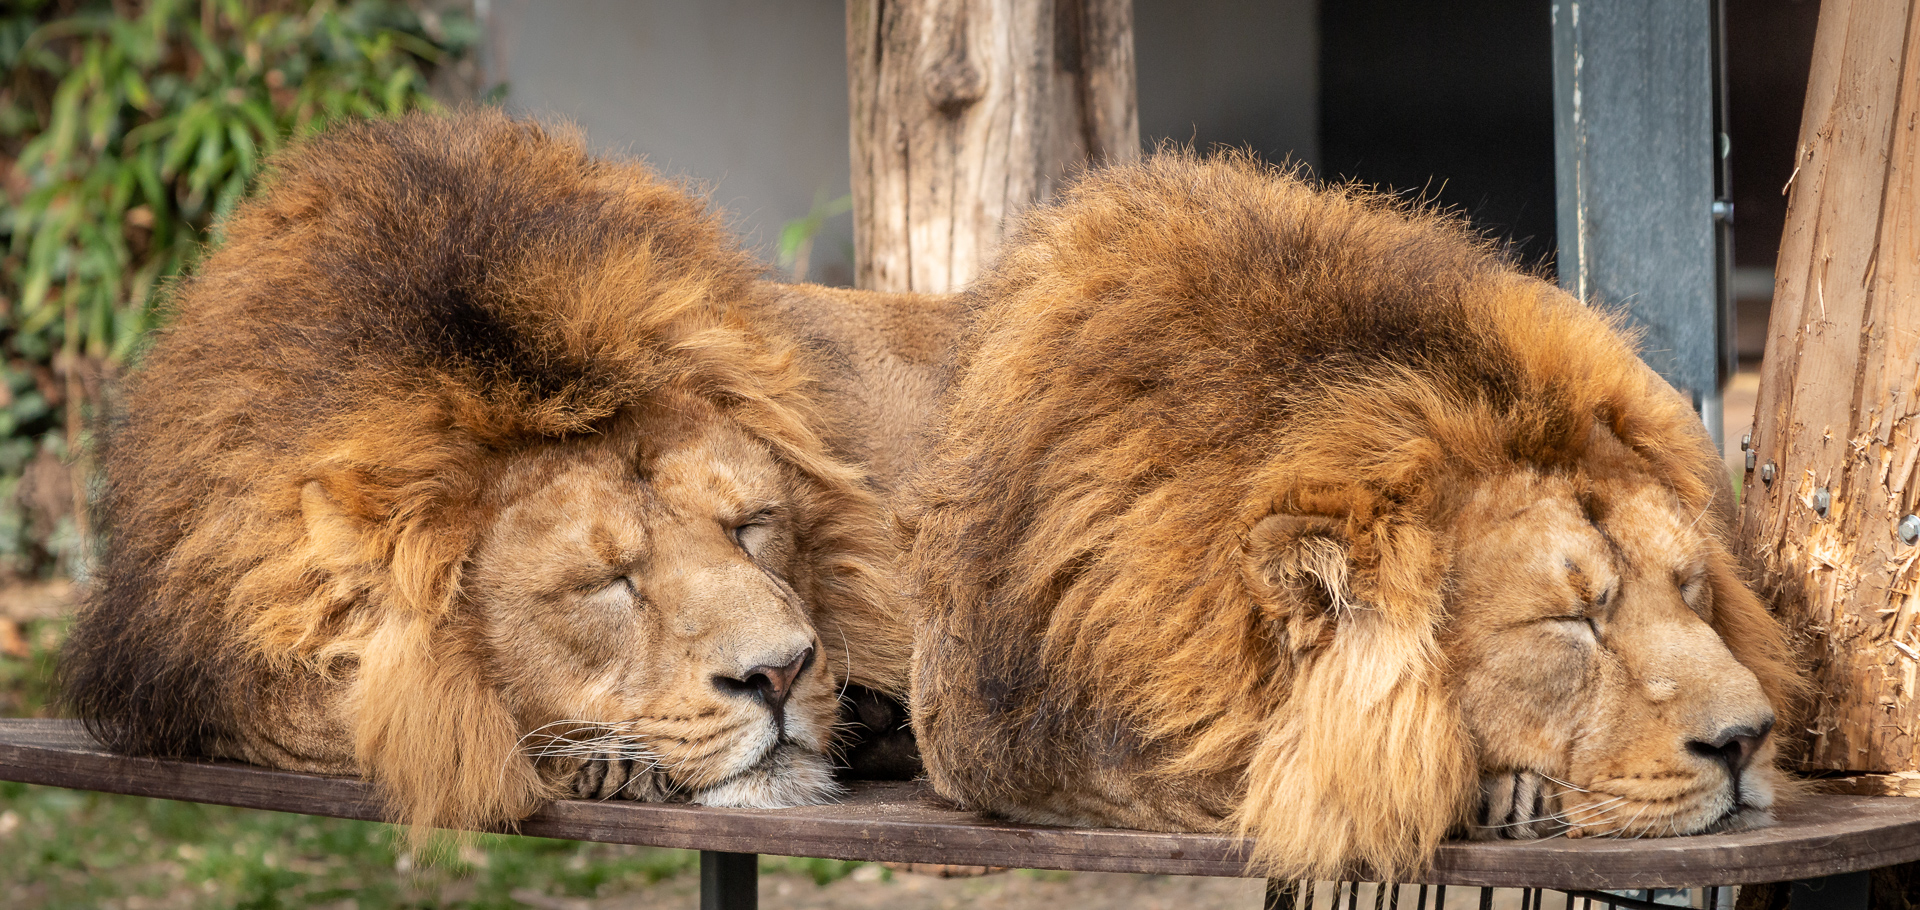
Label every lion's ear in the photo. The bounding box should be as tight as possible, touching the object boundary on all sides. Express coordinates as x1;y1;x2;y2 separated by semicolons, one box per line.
1236;507;1474;881
1244;512;1357;619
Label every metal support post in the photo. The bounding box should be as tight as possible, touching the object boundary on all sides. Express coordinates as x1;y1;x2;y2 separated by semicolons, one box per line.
1551;0;1732;447
700;850;758;910
1790;872;1871;910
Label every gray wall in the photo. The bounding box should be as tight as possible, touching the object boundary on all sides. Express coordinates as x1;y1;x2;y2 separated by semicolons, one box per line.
1136;0;1317;169
484;0;858;284
480;0;1318;286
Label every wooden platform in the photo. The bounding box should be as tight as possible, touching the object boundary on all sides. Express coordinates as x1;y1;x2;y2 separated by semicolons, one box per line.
1;717;1915;888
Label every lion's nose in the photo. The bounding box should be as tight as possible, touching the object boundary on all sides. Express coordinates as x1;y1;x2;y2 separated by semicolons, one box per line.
713;646;814;713
1687;716;1774;776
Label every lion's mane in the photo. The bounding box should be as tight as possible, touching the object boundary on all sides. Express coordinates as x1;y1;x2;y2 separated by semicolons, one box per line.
61;109;906;834
907;151;1800;878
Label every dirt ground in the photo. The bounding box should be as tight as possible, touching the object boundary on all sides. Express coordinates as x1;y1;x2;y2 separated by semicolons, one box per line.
509;866;1267;910
504;872;1680;910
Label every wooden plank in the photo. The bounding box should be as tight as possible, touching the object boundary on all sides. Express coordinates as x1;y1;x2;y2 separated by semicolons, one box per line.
5;719;1920;887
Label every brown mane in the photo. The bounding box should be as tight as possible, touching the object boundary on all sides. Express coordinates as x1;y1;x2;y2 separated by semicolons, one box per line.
908;151;1800;878
62;109;906;835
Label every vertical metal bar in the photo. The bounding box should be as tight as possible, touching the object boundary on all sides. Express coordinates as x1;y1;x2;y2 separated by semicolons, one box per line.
1551;0;1724;442
1268;880;1301;910
1419;884;1430;910
1789;873;1871;910
1350;881;1363;910
700;851;758;910
1378;882;1391;910
1481;888;1495;910
1391;882;1403;910
1437;885;1448;910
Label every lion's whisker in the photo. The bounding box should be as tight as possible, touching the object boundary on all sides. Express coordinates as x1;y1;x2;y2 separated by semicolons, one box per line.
833;622;853;703
1539;773;1591;794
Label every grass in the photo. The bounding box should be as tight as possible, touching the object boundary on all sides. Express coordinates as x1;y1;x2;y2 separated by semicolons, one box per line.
0;617;876;908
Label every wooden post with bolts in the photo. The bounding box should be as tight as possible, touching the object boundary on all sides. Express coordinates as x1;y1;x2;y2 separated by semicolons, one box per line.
1737;0;1920;774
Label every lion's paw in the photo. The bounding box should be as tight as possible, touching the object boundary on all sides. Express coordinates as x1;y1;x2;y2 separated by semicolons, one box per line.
570;755;681;802
1472;770;1562;840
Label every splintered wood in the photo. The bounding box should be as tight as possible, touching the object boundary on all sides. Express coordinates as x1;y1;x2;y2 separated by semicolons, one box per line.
846;0;1138;293
1739;0;1920;773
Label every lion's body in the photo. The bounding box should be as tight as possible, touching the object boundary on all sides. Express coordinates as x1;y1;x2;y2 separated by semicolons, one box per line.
908;153;1801;879
61;110;936;835
748;283;965;499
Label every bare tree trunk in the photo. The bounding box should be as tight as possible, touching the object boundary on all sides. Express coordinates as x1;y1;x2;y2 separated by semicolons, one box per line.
1738;0;1920;773
847;0;1139;294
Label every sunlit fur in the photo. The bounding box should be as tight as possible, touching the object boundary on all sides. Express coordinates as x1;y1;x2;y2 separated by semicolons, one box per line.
907;152;1804;880
60;110;920;839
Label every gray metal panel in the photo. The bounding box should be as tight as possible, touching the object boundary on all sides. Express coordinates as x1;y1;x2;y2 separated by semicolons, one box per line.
1552;0;1723;411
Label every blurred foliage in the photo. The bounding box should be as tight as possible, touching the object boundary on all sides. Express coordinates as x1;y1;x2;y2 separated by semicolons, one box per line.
776;189;851;282
1;769;876;907
0;0;477;584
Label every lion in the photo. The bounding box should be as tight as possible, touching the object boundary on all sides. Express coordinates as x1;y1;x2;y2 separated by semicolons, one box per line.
906;151;1804;880
59;109;949;837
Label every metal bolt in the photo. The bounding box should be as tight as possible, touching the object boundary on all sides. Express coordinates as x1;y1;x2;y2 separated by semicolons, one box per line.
1745;449;1757;472
1813;487;1830;517
1760;463;1776;485
1900;515;1920;546
1740;432;1751;452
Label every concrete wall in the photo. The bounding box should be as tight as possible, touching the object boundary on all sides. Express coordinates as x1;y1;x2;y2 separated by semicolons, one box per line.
484;0;859;284
480;0;1319;287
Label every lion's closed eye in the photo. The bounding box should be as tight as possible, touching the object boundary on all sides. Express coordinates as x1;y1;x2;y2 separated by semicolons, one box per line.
731;508;780;557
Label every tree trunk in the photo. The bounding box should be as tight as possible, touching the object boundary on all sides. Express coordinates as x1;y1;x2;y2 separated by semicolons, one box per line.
1738;0;1920;773
846;0;1139;294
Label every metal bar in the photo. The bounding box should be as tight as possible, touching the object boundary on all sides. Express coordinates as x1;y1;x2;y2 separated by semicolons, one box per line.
1551;0;1725;442
700;851;758;910
1267;879;1302;910
1789;873;1871;910
1564;891;1693;910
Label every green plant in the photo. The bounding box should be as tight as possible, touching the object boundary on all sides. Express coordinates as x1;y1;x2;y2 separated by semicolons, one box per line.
776;189;851;281
0;0;477;583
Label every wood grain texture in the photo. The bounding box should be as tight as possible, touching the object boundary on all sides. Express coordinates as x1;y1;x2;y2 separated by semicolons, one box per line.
5;718;1920;886
846;0;1139;294
1738;0;1920;773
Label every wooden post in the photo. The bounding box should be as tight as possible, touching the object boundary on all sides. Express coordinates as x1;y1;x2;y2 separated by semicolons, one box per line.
1738;0;1920;773
846;0;1139;294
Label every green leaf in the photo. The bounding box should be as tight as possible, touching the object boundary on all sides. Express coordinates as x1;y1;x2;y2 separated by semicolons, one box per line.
159;101;211;178
226;119;256;176
120;67;152;110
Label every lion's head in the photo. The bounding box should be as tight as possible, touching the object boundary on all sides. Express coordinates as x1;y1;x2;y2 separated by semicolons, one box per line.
62;110;910;837
1445;468;1782;841
907;151;1802;880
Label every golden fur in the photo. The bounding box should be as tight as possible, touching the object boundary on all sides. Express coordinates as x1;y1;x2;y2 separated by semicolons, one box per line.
60;110;942;836
907;152;1803;879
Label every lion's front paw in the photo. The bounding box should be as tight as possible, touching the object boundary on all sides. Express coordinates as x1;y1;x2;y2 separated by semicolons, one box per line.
570;755;680;802
1473;770;1562;840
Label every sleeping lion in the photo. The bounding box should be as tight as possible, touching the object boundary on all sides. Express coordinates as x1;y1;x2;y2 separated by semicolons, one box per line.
61;110;953;835
907;152;1803;879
